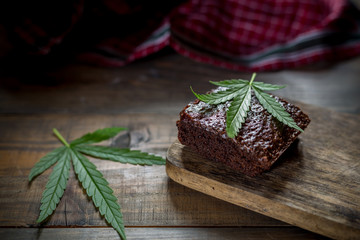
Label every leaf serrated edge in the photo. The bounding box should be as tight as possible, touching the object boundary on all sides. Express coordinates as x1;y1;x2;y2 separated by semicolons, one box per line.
226;85;252;138
191;85;249;105
190;86;209;103
75;145;165;166
252;82;286;91
252;86;303;132
29;146;67;182
209;79;248;87
70;127;127;146
70;148;126;240
37;148;71;223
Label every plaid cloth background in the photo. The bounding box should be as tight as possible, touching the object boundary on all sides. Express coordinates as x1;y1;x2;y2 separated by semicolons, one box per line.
3;0;360;71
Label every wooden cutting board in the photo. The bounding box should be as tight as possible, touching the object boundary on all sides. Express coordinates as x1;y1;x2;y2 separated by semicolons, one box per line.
166;103;360;240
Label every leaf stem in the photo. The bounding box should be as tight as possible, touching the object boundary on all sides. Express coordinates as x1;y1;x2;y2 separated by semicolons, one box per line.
249;72;257;85
53;128;70;147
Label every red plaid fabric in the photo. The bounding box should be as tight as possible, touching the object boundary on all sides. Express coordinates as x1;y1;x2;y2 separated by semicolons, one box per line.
170;0;360;71
4;0;360;71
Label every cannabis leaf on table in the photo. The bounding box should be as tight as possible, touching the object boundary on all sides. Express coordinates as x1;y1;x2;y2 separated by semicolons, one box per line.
29;127;165;240
191;73;303;138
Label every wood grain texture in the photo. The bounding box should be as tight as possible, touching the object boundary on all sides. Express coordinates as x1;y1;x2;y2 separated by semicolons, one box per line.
0;52;359;239
0;227;327;240
1;54;360;115
166;103;360;240
0;113;289;228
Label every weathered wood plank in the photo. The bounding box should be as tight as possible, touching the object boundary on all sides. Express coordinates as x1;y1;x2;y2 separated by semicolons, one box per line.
0;113;285;227
166;103;360;240
0;227;328;240
1;54;359;115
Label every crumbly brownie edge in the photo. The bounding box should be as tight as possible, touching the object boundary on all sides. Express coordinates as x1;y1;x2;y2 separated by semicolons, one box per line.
177;119;269;176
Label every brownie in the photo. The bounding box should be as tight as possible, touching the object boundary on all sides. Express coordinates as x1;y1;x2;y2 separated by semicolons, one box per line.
177;89;310;176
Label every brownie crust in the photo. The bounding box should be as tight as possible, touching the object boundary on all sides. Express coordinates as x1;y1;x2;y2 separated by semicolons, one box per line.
177;92;310;176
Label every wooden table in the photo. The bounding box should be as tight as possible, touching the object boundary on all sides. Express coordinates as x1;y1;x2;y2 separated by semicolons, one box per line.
0;51;359;239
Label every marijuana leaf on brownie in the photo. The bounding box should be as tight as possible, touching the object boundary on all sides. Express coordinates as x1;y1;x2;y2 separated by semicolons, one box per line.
252;86;303;132
191;73;303;138
225;84;252;138
29;127;166;240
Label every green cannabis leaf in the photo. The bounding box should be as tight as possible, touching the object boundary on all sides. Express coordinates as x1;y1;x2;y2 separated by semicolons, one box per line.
37;149;70;223
191;73;304;138
74;145;166;165
29;146;67;181
29;127;166;240
70;149;126;239
226;85;252;138
252;87;303;132
70;127;127;146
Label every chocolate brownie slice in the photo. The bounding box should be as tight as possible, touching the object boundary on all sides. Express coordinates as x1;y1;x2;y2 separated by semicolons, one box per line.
177;90;310;176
